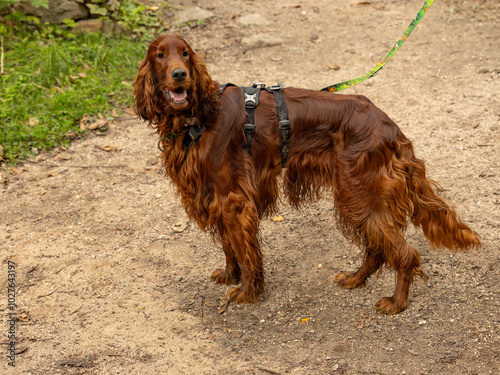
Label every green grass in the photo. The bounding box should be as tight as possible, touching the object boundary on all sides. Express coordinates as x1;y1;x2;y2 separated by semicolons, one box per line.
0;26;148;163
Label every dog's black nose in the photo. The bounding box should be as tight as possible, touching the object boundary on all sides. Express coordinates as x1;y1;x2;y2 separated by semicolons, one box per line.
172;68;187;82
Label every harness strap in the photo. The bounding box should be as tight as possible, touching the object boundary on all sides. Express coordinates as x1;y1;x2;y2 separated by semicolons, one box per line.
179;83;236;153
176;83;291;167
218;82;237;95
241;85;263;153
267;85;290;165
182;123;206;152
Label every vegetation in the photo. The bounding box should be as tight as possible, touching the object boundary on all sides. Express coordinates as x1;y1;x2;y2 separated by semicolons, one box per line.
0;1;163;163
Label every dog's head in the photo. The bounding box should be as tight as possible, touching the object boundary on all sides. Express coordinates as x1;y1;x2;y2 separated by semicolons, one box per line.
133;35;215;127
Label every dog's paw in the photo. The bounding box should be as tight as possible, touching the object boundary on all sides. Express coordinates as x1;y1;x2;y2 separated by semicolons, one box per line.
334;272;365;289
211;269;240;285
227;286;260;304
375;296;408;315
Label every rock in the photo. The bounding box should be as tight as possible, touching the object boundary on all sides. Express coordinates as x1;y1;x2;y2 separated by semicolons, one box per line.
172;218;189;233
241;34;282;50
73;19;127;35
14;0;88;24
176;7;215;25
237;13;270;26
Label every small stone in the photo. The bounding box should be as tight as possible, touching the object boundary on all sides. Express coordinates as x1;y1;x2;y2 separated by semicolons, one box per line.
237;13;270;26
241;34;282;50
176;7;215;25
172;218;188;233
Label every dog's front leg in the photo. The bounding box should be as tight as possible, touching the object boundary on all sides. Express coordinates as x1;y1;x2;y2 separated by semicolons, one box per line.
211;239;241;285
212;192;264;303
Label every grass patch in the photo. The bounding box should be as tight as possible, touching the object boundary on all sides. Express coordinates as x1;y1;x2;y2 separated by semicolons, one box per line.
0;14;152;163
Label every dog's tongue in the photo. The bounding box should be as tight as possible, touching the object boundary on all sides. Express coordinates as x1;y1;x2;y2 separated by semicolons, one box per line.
170;90;187;102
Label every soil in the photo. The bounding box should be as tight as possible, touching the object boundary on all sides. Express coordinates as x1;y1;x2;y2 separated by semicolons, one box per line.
1;0;499;374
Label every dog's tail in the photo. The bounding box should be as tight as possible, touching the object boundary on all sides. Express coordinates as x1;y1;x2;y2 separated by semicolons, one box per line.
398;141;481;251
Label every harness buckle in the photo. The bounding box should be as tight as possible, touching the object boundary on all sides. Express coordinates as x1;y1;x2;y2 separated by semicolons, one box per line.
279;119;290;130
244;93;258;108
252;82;266;89
268;83;284;91
244;124;256;134
188;125;202;140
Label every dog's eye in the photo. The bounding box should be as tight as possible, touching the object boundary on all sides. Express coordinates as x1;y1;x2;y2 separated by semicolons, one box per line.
157;52;164;59
182;51;189;57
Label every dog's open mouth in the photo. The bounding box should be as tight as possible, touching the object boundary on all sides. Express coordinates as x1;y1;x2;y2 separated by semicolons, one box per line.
165;87;188;104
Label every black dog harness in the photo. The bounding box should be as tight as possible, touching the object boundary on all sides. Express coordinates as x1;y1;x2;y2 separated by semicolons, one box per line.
181;82;291;165
241;83;290;165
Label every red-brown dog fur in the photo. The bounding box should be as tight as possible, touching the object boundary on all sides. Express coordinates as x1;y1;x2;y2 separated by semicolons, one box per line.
133;35;480;314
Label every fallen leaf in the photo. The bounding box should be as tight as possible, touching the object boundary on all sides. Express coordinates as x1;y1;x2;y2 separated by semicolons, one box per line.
40;191;46;196
18;311;29;322
218;300;229;314
97;145;118;152
47;170;59;177
80;115;90;130
29;117;39;127
121;81;132;86
125;107;136;115
301;318;310;324
271;215;284;222
54;86;65;94
66;131;77;139
328;64;340;71
88;119;108;130
69;75;79;83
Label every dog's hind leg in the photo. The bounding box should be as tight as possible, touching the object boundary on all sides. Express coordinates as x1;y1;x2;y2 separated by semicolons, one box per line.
334;245;384;289
375;236;424;314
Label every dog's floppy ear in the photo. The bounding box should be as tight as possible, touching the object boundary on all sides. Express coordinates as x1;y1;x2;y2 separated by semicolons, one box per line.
189;47;218;119
133;56;158;124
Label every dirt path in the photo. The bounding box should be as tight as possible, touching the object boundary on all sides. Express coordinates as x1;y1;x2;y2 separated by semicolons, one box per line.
1;1;499;374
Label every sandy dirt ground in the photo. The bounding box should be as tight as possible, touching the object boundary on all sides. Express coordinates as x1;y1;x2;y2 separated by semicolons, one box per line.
1;0;499;374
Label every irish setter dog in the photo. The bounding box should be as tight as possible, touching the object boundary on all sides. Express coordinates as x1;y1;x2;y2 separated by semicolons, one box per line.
133;35;480;314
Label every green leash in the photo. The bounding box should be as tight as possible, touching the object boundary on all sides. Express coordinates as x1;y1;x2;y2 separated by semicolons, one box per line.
321;0;435;93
